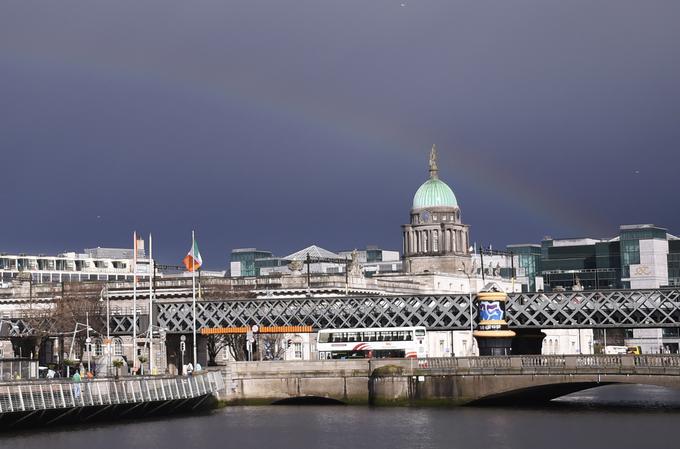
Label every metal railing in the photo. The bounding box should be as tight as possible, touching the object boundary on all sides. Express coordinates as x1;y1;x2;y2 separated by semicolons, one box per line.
418;354;680;372
226;355;680;378
0;359;39;381
0;372;224;414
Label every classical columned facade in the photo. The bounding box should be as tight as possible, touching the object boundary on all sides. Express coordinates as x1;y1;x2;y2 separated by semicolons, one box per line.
403;219;470;256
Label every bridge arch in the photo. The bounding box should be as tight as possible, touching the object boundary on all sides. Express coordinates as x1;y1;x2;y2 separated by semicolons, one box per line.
466;377;680;405
272;396;346;405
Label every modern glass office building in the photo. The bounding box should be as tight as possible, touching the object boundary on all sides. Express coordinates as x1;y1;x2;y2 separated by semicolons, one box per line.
507;244;541;292
508;224;680;292
229;248;276;277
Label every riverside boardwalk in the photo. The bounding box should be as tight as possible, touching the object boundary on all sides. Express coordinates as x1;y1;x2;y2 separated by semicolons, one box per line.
0;371;224;430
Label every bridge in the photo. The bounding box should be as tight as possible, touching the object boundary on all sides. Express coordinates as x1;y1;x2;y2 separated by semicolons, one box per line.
3;288;680;336
154;288;680;332
0;371;224;430
219;355;680;405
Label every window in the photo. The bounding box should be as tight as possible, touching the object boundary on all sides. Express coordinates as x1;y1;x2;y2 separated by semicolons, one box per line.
113;338;123;356
294;343;302;359
663;328;680;338
94;339;103;357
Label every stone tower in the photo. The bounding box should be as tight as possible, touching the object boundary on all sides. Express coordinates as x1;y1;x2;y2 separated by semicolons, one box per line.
402;146;471;273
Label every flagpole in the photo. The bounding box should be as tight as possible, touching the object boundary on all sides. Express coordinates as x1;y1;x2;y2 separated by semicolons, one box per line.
148;233;154;375
132;231;137;373
192;230;197;368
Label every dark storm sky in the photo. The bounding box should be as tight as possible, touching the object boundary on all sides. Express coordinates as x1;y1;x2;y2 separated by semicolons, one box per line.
2;1;680;269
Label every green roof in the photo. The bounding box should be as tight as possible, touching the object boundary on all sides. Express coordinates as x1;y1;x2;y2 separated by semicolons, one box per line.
412;178;458;209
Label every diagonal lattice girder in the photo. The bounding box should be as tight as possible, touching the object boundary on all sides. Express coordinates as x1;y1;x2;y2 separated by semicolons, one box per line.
8;289;680;336
153;289;680;334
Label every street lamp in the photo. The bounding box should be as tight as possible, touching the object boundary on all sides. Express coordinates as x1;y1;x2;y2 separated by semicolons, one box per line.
66;322;96;377
100;285;112;376
458;268;475;356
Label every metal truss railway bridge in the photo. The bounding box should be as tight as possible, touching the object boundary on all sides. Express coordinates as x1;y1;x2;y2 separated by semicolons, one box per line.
5;288;680;336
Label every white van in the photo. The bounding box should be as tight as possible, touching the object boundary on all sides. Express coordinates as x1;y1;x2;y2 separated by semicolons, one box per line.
604;345;628;355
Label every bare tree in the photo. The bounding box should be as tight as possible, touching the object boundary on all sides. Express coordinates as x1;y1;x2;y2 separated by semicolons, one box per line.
206;334;230;365
224;334;248;361
50;282;106;360
261;334;287;360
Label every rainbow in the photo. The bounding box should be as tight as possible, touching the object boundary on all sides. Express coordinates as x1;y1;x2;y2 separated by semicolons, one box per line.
7;50;610;239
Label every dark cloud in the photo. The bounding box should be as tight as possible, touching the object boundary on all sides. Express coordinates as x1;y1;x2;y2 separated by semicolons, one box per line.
2;1;679;267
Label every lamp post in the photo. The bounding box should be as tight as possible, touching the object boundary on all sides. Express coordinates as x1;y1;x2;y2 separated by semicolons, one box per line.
458;268;475;356
100;285;111;376
66;322;96;377
86;311;91;373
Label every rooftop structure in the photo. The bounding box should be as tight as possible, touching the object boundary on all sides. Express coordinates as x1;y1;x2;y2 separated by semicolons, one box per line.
0;238;150;285
508;224;680;292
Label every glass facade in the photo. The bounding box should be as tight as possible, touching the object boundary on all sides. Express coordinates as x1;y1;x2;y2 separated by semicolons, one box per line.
230;249;274;277
508;245;541;292
595;242;621;270
620;239;640;279
668;241;680;286
517;225;677;291
527;238;627;291
619;227;667;279
366;249;381;263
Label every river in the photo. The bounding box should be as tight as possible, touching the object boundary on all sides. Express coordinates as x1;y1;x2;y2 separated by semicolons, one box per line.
2;385;679;449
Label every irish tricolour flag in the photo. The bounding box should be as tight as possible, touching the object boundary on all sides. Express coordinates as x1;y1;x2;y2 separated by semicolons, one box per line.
183;233;202;272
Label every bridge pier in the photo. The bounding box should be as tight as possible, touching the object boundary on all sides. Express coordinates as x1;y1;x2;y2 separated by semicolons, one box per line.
473;291;515;356
511;329;547;355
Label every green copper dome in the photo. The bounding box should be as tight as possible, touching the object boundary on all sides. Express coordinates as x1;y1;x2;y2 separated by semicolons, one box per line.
412;144;458;209
412;178;458;209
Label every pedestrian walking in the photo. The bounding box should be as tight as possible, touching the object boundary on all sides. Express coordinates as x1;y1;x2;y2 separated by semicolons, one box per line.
72;371;82;399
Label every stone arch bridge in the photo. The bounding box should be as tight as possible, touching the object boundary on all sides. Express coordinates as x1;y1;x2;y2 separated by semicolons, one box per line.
219;354;680;406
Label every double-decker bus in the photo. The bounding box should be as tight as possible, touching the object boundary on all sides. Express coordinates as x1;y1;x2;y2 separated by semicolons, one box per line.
316;326;427;359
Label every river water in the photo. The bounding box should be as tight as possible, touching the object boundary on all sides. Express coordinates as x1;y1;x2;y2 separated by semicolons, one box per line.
3;385;680;449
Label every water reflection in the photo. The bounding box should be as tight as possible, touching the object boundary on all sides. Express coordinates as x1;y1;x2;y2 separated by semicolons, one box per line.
2;385;680;449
